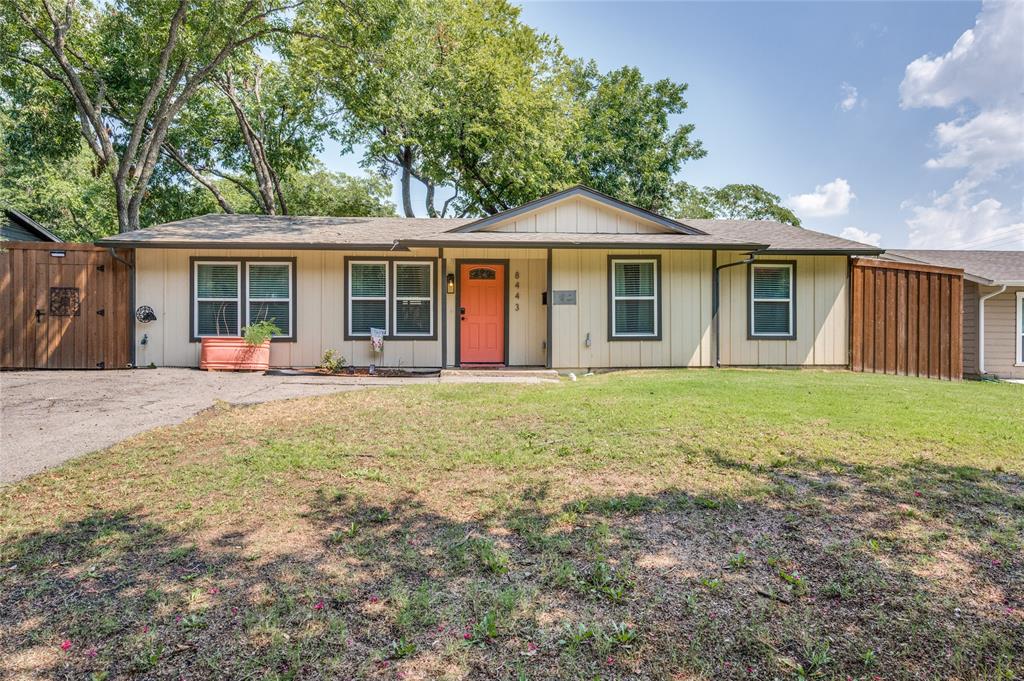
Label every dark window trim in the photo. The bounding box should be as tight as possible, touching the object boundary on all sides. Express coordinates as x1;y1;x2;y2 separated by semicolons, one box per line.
607;254;662;341
747;259;797;341
454;259;510;366
189;256;297;343
343;255;439;341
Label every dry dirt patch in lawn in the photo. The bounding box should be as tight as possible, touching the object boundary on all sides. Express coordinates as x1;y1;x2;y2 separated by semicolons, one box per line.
1;370;1022;680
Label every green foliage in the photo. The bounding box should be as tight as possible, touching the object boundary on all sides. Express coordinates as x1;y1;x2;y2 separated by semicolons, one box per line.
471;538;511;575
570;65;705;213
318;349;349;374
281;168;395;217
387;636;417;659
242;320;281;346
672;182;802;226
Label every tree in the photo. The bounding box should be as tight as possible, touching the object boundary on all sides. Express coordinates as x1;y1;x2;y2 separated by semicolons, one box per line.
301;0;575;218
162;56;339;216
1;0;295;232
570;65;705;213
671;182;801;226
279;166;395;217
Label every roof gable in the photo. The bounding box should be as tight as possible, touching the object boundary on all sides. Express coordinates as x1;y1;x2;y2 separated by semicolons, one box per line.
448;186;705;235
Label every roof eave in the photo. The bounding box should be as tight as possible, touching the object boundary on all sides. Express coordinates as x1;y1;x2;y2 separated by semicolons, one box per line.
94;239;411;251
764;248;885;256
398;239;766;250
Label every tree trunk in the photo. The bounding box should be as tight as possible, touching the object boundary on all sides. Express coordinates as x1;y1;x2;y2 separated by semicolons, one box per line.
399;147;415;218
115;182;133;233
424;181;437;218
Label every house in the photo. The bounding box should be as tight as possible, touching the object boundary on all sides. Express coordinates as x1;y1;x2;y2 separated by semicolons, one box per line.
96;185;883;370
1;209;63;242
885;250;1024;380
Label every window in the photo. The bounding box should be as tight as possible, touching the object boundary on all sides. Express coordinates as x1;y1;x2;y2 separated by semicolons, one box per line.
247;262;292;337
1017;291;1023;366
750;262;795;339
346;258;437;339
195;262;241;336
191;259;295;340
610;257;659;339
394;261;433;336
349;261;388;336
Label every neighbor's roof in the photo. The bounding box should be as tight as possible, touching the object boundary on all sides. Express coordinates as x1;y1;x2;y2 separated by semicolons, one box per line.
885;249;1024;286
2;209;63;242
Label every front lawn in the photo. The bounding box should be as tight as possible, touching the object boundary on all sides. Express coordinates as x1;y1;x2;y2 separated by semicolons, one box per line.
1;370;1022;680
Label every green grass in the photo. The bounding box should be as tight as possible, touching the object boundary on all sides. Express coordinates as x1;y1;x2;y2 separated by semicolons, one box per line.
1;369;1022;680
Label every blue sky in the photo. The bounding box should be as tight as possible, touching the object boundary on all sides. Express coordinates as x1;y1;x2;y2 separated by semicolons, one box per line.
322;1;1024;250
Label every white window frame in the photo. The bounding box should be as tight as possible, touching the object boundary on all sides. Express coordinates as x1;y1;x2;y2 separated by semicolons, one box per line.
610;257;659;338
194;261;241;338
392;260;434;337
750;263;795;338
1016;291;1023;366
245;261;293;339
348;260;389;337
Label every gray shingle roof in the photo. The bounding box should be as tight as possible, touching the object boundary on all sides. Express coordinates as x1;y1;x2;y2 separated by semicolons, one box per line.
97;214;474;249
885;249;1024;285
683;219;882;254
96;212;883;254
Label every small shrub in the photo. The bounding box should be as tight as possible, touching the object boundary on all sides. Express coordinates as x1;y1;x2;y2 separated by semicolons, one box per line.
318;349;348;373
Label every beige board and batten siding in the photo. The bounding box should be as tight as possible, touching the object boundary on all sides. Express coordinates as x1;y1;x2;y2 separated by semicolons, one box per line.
549;249;713;369
442;248;547;367
965;282;1024;379
483;196;671;234
134;248;442;368
717;253;849;366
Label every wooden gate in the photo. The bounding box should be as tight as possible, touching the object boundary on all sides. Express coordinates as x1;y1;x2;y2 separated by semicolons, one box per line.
1;242;133;369
851;258;963;380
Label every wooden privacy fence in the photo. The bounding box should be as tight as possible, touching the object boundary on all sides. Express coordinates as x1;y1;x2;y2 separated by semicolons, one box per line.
1;242;133;369
851;258;963;380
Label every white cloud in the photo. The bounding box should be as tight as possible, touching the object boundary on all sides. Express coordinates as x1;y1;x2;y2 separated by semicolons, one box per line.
904;179;1024;249
924;108;1024;177
840;227;882;247
783;178;855;218
838;82;859;111
899;0;1024;248
899;0;1023;109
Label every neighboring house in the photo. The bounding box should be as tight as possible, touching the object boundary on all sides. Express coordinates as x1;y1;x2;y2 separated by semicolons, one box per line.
1;209;63;242
97;185;882;370
885;250;1024;380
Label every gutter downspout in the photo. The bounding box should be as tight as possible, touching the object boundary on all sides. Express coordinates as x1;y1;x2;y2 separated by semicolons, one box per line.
712;248;766;367
978;284;1006;375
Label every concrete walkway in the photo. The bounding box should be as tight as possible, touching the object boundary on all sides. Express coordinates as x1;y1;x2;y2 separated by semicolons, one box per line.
1;368;555;483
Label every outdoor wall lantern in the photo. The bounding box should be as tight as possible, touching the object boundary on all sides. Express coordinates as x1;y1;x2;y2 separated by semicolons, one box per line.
446;272;455;294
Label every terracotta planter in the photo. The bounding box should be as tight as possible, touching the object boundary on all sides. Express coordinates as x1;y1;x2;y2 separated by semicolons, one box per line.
200;337;270;371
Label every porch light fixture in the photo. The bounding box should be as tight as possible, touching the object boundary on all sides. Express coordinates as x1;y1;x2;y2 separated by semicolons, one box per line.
446;272;455;294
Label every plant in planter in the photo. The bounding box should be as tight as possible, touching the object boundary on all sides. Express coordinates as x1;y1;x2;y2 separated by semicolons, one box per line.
200;319;282;372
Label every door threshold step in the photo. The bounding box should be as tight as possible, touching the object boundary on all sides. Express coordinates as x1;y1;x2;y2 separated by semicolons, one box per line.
441;368;559;379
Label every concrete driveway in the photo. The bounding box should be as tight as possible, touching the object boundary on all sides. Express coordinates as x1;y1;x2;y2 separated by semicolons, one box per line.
1;368;555;483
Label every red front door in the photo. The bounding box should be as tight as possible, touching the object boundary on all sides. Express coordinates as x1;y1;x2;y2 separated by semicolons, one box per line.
460;263;505;364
